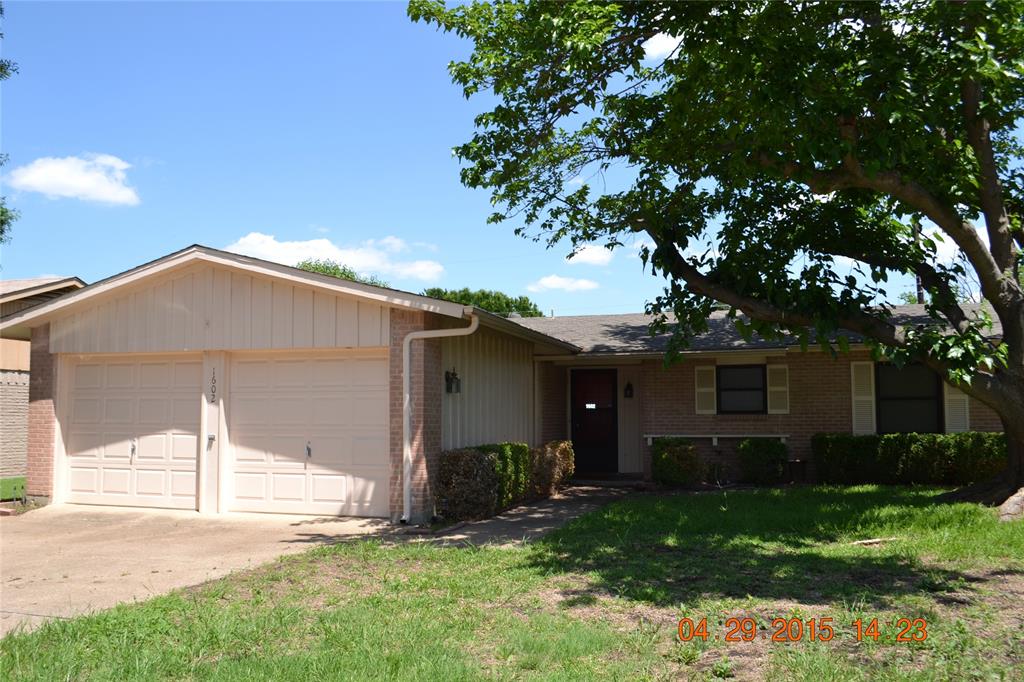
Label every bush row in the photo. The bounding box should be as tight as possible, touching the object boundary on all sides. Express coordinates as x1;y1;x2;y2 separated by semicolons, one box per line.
811;432;1007;485
435;440;575;521
652;436;790;486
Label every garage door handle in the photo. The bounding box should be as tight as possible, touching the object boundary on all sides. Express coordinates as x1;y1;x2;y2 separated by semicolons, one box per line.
130;438;137;464
306;442;312;459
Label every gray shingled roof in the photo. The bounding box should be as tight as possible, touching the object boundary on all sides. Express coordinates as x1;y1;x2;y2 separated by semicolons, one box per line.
515;304;1002;355
0;277;75;297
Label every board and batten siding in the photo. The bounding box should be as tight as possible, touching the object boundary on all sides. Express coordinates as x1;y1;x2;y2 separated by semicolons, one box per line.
441;327;534;450
48;264;391;354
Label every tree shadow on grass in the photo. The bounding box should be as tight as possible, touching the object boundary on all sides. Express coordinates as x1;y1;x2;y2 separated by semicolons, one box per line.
525;487;982;610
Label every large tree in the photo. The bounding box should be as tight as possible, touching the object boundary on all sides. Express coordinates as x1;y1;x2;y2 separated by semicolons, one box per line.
411;0;1024;517
422;286;544;317
1;2;19;244
296;258;390;288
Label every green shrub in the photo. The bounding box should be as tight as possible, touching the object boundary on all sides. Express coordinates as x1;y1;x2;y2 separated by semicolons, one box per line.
736;438;788;484
476;442;531;510
436;448;501;520
812;432;1007;486
651;437;703;486
436;440;575;521
810;433;881;484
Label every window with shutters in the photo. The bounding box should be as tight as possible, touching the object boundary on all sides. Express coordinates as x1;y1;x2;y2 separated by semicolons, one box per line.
716;365;766;414
875;363;943;433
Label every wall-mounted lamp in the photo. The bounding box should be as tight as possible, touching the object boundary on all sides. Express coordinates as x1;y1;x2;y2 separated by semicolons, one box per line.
445;368;461;394
624;381;634;399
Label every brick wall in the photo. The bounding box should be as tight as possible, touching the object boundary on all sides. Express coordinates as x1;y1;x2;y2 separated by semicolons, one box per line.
537;361;568;444
388;310;443;523
642;350;861;481
0;370;29;478
639;349;1008;481
26;324;56;500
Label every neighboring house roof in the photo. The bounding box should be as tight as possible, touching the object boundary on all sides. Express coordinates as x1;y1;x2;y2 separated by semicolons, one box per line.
0;276;85;304
516;304;1002;356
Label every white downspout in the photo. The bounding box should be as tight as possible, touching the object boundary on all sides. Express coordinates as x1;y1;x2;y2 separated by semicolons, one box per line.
401;310;479;522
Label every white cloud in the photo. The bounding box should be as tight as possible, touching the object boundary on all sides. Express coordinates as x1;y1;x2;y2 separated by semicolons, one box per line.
642;33;683;61
225;232;444;282
567;244;614;266
527;274;600;293
7;153;140;205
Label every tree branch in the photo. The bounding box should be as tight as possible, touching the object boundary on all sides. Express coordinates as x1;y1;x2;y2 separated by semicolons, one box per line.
961;77;1015;273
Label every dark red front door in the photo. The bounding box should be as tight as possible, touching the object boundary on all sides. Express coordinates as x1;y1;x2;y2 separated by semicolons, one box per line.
570;369;618;474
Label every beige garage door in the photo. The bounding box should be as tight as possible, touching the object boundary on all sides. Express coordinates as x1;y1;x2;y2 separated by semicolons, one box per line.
228;352;389;516
65;356;201;509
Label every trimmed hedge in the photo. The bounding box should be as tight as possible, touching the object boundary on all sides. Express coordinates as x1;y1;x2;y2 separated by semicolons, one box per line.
737;438;788;484
812;432;1007;485
436;440;575;521
651;437;703;486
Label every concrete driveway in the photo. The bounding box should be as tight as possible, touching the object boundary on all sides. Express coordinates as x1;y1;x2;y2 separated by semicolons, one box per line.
0;504;389;636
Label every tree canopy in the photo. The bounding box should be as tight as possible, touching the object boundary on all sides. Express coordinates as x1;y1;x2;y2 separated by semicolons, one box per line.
296;258;390;288
411;0;1024;511
422;286;544;317
0;3;19;244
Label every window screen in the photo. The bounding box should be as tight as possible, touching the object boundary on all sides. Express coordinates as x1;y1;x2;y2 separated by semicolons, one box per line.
876;363;942;433
716;365;766;414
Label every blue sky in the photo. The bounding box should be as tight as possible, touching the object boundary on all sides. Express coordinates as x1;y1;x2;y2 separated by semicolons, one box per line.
2;1;930;313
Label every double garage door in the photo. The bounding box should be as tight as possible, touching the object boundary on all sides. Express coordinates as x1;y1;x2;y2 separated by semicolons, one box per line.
64;352;389;516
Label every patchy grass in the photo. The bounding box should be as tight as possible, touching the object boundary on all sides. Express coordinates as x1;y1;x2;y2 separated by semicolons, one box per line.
1;486;1022;680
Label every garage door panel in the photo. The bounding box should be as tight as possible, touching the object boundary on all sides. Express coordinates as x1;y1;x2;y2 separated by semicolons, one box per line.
352;392;387;425
135;469;167;496
101;468;132;495
229;352;388;516
311;474;345;503
137;433;167;460
174;362;202;389
68;467;99;494
102;434;133;460
72;398;102;424
171;434;198;460
139;362;172;388
312;397;348;425
74;364;103;389
271;473;306;501
170;471;197;498
234;472;267;500
272;360;311;387
65;355;199;510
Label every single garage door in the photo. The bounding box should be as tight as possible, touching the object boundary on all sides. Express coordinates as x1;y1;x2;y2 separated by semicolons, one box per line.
229;352;389;516
66;356;201;509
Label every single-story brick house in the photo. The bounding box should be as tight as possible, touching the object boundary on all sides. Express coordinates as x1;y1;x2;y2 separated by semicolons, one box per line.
0;245;1003;522
1;276;85;482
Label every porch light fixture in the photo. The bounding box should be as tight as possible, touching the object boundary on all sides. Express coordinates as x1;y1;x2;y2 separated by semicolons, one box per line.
624;382;634;399
445;368;461;394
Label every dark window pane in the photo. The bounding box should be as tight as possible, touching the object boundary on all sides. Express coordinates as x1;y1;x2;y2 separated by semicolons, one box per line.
719;390;764;413
876;363;941;433
876;364;937;399
877;399;941;433
718;367;765;390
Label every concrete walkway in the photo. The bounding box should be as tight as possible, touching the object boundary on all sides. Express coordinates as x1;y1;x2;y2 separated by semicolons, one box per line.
431;485;630;546
0;487;628;636
0;504;388;636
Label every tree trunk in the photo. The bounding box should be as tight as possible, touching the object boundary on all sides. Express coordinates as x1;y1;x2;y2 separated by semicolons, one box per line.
998;422;1024;522
939;416;1024;521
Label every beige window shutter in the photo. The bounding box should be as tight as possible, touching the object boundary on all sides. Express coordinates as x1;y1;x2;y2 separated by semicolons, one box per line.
943;382;971;433
850;361;876;434
766;365;789;414
694;365;716;414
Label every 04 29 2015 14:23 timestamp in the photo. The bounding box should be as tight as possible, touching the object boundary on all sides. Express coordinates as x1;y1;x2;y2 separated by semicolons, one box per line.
678;617;928;643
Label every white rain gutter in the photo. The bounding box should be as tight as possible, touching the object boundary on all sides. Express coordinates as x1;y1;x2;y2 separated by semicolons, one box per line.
401;310;480;522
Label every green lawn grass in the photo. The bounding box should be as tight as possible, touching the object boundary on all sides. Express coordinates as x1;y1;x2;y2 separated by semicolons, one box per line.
2;486;1022;681
0;476;25;501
